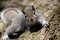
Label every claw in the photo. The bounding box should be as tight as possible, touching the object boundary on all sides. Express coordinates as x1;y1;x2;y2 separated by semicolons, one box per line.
42;21;49;27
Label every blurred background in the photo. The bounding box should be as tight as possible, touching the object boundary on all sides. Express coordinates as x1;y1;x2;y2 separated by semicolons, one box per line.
0;0;60;40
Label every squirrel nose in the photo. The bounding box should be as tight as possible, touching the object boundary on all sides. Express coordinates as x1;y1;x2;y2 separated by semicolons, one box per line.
30;19;33;22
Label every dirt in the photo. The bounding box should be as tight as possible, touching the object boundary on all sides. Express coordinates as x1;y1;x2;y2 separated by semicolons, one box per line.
0;0;60;40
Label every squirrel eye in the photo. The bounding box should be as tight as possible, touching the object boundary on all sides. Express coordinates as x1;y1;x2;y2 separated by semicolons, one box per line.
33;11;35;14
34;12;35;14
25;16;27;17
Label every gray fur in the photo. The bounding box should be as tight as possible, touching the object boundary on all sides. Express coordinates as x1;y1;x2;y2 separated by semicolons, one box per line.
1;7;26;40
25;9;49;27
35;10;49;26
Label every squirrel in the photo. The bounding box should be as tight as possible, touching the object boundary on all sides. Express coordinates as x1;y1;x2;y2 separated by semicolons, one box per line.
22;6;49;30
1;7;26;40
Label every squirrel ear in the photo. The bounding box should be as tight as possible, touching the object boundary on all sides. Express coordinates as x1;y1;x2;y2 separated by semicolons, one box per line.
32;6;35;11
22;10;25;14
32;6;35;14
